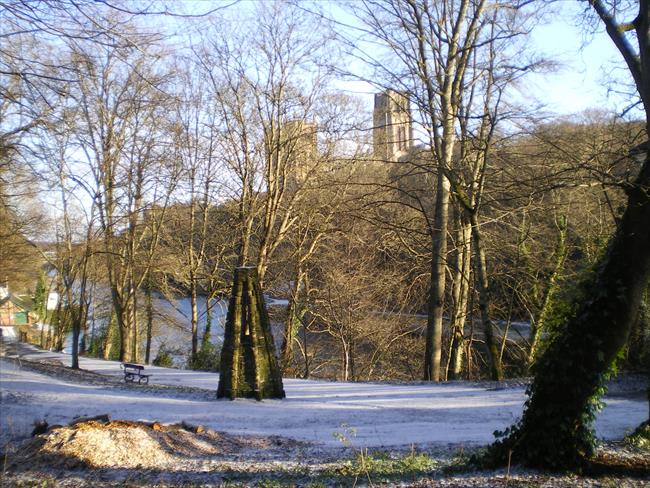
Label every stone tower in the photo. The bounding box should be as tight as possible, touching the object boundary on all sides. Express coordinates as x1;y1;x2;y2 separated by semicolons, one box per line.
282;119;317;186
217;267;285;400
373;90;412;161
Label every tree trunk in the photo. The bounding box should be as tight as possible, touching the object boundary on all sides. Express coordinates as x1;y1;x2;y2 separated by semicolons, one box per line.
89;301;96;357
118;323;131;362
46;320;52;350
349;334;357;382
281;288;297;372
71;319;80;369
470;212;502;381
103;309;115;360
72;261;91;368
424;170;450;381
202;301;212;350
280;269;304;372
69;283;85;369
144;280;153;364
300;318;310;379
448;216;472;380
341;339;350;382
53;289;64;352
40;315;46;349
116;299;132;363
190;278;199;356
528;215;567;369
131;290;139;363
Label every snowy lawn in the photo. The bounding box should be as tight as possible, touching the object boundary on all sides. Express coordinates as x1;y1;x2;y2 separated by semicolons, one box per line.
1;342;647;450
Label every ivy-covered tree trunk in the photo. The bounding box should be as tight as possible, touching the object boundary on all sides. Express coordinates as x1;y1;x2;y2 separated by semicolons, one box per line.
115;297;132;363
102;308;116;360
527;214;568;369
202;304;212;350
190;270;199;357
217;267;285;400
281;268;306;373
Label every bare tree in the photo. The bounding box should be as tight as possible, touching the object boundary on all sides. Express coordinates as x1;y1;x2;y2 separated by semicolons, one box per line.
68;35;178;362
278;93;367;373
310;220;411;381
196;1;337;288
34;110;97;368
165;59;226;358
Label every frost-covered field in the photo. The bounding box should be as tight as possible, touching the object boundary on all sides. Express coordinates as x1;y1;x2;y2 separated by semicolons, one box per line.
1;341;646;451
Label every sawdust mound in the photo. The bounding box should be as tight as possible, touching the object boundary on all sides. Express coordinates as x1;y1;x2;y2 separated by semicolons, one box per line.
40;420;174;468
13;418;250;470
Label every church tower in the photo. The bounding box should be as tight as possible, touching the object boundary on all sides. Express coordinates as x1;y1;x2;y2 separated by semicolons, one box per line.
373;90;412;161
282;119;317;187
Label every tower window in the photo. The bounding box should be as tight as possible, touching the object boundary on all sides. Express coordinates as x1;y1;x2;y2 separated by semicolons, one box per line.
398;126;406;151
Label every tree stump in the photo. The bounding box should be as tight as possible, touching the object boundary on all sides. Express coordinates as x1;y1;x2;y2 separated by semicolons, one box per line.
217;267;285;400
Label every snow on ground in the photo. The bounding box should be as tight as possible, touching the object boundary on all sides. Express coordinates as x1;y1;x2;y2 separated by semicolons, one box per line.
1;341;647;451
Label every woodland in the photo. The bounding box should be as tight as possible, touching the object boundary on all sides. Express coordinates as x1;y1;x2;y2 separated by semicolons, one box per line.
1;0;649;472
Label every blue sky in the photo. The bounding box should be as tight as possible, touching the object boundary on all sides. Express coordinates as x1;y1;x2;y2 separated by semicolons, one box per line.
327;1;635;119
179;1;636;119
526;2;634;117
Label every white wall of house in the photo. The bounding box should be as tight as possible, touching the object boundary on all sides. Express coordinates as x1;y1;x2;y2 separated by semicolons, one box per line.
0;325;17;340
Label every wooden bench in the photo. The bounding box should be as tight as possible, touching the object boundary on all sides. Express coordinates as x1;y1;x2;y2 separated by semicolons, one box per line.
121;363;150;385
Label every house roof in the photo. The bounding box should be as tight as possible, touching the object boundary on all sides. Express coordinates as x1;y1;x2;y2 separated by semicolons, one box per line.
0;294;34;312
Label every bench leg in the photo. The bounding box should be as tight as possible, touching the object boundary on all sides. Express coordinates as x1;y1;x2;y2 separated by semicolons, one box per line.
139;376;149;385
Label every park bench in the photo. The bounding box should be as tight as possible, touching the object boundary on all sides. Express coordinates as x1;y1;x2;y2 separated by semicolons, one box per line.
121;363;150;385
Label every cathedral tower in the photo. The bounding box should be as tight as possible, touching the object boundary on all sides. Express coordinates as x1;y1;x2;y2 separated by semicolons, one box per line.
282;119;317;187
373;90;412;161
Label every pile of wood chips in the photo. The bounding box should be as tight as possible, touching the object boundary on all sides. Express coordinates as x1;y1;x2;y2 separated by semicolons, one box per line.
9;415;263;470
